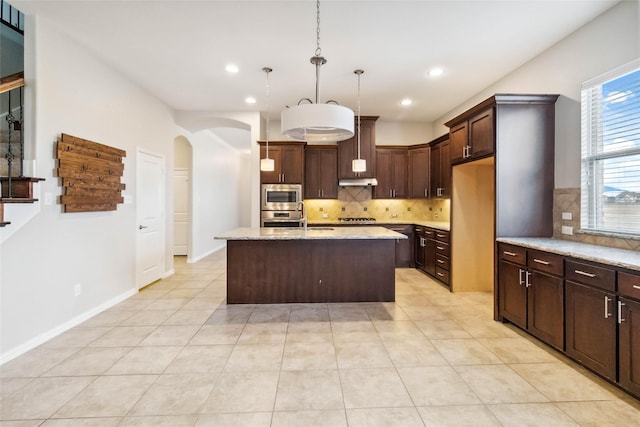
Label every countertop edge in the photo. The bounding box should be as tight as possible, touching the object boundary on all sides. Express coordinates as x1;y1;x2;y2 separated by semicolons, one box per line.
497;237;640;272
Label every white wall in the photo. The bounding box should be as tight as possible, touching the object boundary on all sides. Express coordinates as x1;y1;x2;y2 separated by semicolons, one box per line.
175;127;251;262
433;1;639;189
0;16;176;360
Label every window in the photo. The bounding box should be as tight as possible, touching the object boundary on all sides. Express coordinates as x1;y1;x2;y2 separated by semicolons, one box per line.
581;60;640;237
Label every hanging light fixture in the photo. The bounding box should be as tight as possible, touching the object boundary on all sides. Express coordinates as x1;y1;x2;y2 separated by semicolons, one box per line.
352;69;366;172
260;67;275;172
281;0;354;143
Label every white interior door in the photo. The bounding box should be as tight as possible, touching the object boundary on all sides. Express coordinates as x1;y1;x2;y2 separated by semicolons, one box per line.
137;149;166;288
173;168;188;255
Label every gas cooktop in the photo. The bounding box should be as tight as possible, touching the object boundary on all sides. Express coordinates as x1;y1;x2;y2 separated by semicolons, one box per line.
338;217;377;223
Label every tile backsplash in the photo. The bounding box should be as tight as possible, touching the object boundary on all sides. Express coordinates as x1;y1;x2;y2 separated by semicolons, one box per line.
305;187;450;223
553;188;639;251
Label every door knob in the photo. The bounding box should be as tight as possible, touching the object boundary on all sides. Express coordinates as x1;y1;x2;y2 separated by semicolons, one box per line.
139;225;148;230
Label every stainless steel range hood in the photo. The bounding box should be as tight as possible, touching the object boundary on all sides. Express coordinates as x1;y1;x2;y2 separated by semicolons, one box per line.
339;178;378;186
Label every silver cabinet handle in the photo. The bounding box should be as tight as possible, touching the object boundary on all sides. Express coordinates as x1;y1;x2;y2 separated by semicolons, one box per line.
437;272;444;277
503;251;517;257
618;300;626;323
525;271;532;287
604;296;612;318
519;268;525;286
575;270;596;278
633;285;640;290
533;259;550;265
139;225;148;230
424;188;428;197
437;259;444;264
436;246;445;250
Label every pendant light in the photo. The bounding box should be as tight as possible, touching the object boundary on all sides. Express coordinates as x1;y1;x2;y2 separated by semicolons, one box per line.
281;0;354;143
260;67;275;172
352;69;366;173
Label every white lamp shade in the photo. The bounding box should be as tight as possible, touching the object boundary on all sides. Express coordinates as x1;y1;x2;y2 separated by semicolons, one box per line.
352;158;366;172
281;103;354;143
260;157;275;172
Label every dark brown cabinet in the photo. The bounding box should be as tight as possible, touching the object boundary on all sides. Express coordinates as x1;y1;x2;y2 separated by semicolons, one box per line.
338;116;378;180
304;146;338;199
498;243;564;350
408;145;429;198
429;136;450;198
415;226;449;286
566;279;617;381
619;272;640;396
384;224;414;268
447;107;494;164
259;141;305;184
374;147;408;199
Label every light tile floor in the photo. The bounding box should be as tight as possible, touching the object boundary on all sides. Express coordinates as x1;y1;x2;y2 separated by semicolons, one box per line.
1;250;639;426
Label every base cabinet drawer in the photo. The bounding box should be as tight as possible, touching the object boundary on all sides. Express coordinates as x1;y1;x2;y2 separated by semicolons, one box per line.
435;267;450;285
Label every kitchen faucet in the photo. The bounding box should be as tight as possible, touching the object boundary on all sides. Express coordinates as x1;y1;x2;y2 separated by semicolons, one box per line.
297;200;307;231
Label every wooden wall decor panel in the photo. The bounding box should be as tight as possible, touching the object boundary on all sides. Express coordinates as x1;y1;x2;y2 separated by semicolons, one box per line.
56;133;127;213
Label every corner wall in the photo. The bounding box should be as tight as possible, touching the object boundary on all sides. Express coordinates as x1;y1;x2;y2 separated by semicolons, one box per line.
0;16;176;361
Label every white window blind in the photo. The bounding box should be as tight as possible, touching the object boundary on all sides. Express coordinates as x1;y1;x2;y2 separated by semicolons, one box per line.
581;60;640;237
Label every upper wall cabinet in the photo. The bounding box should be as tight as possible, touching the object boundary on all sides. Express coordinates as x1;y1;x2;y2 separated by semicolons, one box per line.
374;147;408;199
259;141;305;184
408;144;430;199
305;146;338;199
448;107;495;164
430;135;451;198
338;116;378;180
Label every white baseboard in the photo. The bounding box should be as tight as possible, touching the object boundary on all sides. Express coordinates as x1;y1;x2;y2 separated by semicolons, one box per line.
162;269;175;279
187;245;223;264
0;288;138;365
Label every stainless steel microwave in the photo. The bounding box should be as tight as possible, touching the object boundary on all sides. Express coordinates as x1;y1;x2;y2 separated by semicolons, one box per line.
261;184;302;211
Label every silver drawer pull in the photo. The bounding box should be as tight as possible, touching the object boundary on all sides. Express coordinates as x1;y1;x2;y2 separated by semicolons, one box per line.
575;270;596;278
437;259;444;264
437;272;444;277
604;296;612;319
618;301;626;324
533;259;550;265
436;246;445;250
633;285;640;290
503;251;517;257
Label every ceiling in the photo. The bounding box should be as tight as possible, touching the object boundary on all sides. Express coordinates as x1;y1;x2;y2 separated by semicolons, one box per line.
13;0;620;124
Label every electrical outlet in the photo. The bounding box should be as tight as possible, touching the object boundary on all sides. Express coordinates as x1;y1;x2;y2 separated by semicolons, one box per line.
434;212;439;218
322;213;329;219
319;207;323;212
561;226;573;235
74;283;82;297
391;213;398;218
407;207;411;211
562;212;572;220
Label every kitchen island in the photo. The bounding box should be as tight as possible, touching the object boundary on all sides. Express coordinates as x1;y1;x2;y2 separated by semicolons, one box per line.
216;226;406;304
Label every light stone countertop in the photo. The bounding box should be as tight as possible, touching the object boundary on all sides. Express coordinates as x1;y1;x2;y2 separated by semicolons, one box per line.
307;220;450;232
216;226;408;240
497;237;640;272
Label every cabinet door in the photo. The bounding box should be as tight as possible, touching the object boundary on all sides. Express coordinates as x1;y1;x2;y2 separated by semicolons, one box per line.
527;271;564;350
499;260;527;329
375;150;393;198
338;117;376;179
305;148;337;199
619;297;640;397
415;231;426;270
281;145;304;184
385;225;413;268
429;144;441;198
468;108;494;159
449;121;467;164
391;151;408;198
565;280;616;381
260;146;282;184
409;147;429;198
319;149;338;198
425;237;436;276
440;141;451;197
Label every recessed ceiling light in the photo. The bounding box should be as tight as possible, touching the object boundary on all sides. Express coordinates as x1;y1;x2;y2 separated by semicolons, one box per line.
429;67;444;77
226;64;239;73
401;99;412;106
245;97;256;104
